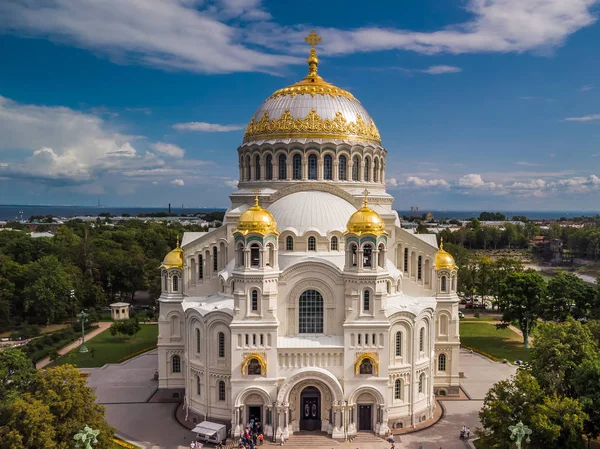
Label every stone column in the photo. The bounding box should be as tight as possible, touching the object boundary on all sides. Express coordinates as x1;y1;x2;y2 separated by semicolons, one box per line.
357;249;364;270
301;155;308;181
260;161;266;181
359;160;364;182
273;162;279;181
286;159;292;181
333;160;339;181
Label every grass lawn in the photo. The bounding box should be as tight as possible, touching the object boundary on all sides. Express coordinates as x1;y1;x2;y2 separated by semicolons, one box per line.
53;324;158;368
460;322;531;362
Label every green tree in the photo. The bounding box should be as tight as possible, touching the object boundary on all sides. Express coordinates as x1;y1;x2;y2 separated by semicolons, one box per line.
573;356;600;445
0;348;34;402
498;270;547;348
28;365;115;449
479;370;543;448
0;393;57;449
530;394;587;449
531;319;598;397
542;272;596;321
415;223;429;234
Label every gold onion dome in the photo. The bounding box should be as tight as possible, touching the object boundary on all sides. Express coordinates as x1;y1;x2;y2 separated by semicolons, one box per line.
162;237;183;269
236;196;279;235
243;30;381;145
435;239;456;270
346;194;387;236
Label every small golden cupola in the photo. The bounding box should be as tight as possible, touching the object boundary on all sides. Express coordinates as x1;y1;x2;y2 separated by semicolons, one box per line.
236;195;279;235
162;237;184;269
346;193;387;236
435;239;456;270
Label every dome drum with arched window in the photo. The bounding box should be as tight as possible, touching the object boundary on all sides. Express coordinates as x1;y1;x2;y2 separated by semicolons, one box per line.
161;238;184;295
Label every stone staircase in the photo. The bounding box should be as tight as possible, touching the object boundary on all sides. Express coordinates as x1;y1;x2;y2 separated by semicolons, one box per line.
268;431;388;448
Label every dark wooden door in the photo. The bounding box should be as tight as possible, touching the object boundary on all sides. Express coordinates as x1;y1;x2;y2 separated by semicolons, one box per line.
358;405;372;431
300;394;321;431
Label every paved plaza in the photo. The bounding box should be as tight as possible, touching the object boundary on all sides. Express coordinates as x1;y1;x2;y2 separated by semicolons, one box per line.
88;349;516;449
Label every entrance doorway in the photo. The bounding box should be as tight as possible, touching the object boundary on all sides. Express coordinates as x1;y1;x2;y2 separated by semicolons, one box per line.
248;406;262;425
358;405;372;431
300;386;321;431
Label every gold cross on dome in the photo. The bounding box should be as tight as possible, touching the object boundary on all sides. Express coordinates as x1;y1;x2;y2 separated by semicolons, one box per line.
305;30;322;48
252;188;261;206
362;188;370;207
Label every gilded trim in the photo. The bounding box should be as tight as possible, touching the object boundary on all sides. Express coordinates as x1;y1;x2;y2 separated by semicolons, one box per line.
241;352;267;375
354;352;379;376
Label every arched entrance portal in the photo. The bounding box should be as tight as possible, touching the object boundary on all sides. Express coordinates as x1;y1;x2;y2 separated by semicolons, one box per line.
300;386;321;431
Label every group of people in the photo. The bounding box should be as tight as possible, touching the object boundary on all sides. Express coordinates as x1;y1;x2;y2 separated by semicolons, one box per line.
460;425;471;439
237;419;264;449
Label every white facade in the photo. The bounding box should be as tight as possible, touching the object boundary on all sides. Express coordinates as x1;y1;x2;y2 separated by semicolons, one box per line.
157;52;460;440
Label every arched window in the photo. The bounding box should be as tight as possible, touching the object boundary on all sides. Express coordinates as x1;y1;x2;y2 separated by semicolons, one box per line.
279;154;287;180
218;332;225;358
324;154;333;180
172;275;179;292
250;244;260;267
438;354;447;371
299;290;323;334
352;156;359;181
418;373;425;393
339;155;347;180
292;154;302;180
286;236;294;251
440;315;449;335
245;155;251;181
247;358;262;375
364;158;370;182
196;375;201;395
378;243;385;268
172;355;181;373
351;244;357;267
395;331;402;357
441;276;447;292
266;155;273;180
419;327;425;352
198;255;203;279
363;290;370;312
363;244;373;268
251;290;258;311
308;154;317;180
374;158;379;182
330;236;338;251
404;248;409;273
254;155;261;180
218;380;226;401
162;273;167;291
213;246;218;272
196;328;201;354
308;236;316;251
394;379;402;400
237;244;245;267
417;256;422;281
359;358;373;375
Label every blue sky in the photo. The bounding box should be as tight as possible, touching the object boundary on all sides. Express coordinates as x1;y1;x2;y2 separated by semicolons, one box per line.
1;0;600;210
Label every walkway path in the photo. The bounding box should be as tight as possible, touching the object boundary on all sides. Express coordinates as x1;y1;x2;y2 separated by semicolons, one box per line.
36;321;111;369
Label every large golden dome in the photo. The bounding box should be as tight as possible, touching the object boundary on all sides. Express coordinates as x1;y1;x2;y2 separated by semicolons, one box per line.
346;196;387;236
236;196;279;235
435;239;456;270
162;238;183;269
243;31;380;146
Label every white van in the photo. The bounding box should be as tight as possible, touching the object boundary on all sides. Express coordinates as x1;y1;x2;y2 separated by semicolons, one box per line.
192;421;227;444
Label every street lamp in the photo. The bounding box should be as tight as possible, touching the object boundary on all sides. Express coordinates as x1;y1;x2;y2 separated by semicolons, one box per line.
509;421;532;449
76;310;89;353
70;289;75;324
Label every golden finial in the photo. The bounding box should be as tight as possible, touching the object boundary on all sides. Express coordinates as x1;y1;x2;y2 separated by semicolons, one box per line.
362;188;370;207
440;237;444;250
176;235;180;248
304;30;322;78
252;188;261;207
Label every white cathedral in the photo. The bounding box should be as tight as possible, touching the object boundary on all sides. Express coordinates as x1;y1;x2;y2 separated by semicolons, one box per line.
157;31;460;441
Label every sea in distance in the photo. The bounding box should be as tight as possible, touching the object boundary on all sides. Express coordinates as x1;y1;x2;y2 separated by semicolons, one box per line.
0;204;597;221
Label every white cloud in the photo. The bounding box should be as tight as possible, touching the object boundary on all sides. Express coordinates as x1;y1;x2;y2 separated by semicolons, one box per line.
151;142;186;158
564;114;600;122
171;179;185;186
418;65;462;75
224;179;238;188
125;107;151;115
581;84;595;92
405;176;450;188
0;0;596;75
516;161;543;167
173;122;245;132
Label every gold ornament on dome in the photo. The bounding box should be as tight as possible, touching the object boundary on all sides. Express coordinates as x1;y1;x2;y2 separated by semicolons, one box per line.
345;189;387;236
243;109;381;144
162;236;183;269
235;194;280;236
435;238;456;270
